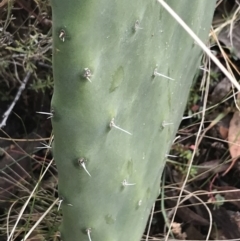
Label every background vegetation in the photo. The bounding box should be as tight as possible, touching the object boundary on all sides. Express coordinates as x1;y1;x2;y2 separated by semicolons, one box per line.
1;0;240;240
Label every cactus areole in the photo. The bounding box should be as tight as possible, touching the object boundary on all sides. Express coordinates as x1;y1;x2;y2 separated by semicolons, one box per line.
50;1;216;240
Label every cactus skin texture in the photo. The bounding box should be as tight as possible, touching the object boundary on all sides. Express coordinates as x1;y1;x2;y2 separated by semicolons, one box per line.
50;1;216;241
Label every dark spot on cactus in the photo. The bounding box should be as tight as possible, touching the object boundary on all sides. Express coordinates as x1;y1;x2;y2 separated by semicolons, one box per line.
146;187;151;199
109;66;124;92
127;159;133;176
168;88;172;109
191;41;196;49
133;20;142;33
159;8;163;20
105;214;115;225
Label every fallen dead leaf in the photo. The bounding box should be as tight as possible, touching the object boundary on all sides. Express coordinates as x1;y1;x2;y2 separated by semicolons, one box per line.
211;77;232;104
224;110;240;175
218;21;240;59
218;125;229;139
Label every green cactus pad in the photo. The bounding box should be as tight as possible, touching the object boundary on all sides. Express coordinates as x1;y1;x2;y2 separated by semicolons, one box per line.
50;1;216;240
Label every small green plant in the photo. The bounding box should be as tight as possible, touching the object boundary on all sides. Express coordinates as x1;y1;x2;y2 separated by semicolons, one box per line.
211;190;225;210
31;75;54;92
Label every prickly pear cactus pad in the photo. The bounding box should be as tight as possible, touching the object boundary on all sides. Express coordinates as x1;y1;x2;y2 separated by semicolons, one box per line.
50;0;216;240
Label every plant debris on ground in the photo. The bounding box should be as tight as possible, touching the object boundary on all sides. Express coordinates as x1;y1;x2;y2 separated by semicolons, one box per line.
1;0;240;240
